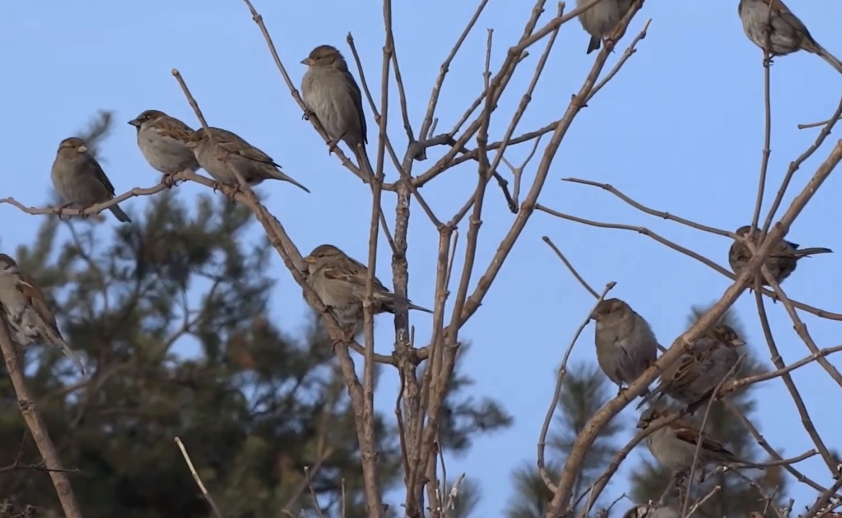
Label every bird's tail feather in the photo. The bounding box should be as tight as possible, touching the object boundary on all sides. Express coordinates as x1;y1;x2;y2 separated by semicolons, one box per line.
586;35;601;54
109;204;132;223
354;144;374;179
57;339;86;376
793;247;833;258
817;45;842;74
269;169;310;193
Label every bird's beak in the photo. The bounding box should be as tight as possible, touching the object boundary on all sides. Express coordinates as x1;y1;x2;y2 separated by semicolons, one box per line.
301;57;314;66
128;118;140;127
76;145;88;153
303;255;316;264
731;338;747;347
636;421;646;429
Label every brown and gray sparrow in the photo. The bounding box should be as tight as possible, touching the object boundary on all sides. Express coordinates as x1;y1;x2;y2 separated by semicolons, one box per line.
637;407;738;472
638;324;745;413
0;254;85;375
738;0;842;73
128;109;200;183
302;244;432;343
300;45;370;172
729;225;832;286
577;0;633;54
51;137;131;223
185;127;310;193
623;503;679;518
591;298;658;395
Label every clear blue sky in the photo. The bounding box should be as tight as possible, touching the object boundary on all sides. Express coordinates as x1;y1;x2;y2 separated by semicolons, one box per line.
3;0;842;514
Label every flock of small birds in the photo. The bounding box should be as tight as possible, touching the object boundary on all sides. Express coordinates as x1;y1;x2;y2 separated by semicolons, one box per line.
0;0;837;514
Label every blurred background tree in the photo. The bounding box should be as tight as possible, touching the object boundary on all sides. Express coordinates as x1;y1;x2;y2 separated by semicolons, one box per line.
0;114;512;518
629;304;789;518
504;362;623;518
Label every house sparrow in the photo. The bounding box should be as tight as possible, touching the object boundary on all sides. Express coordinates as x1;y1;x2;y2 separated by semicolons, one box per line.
300;45;370;172
637;406;738;472
0;254;85;375
729;225;832;286
577;0;633;54
591;298;658;395
623;503;679;518
185;127;310;193
302;244;433;343
128;109;200;183
738;0;842;73
50;137;131;223
638;324;746;413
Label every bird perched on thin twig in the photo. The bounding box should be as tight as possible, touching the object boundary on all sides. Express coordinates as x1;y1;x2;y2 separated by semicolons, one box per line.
623;503;679;518
576;0;633;54
637;406;739;473
300;45;371;174
302;244;432;345
51;137;131;223
591;298;658;395
637;323;746;413
185;127;310;194
728;225;832;286
738;0;842;74
128;109;200;185
0;254;86;375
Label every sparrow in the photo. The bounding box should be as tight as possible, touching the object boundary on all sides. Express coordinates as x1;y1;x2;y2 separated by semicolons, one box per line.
128;109;200;184
50;137;131;223
300;45;371;172
576;0;633;54
738;0;842;74
302;244;433;343
185;127;310;193
637;324;746;413
623;503;679;518
637;406;738;472
591;298;658;395
728;225;832;286
0;254;85;375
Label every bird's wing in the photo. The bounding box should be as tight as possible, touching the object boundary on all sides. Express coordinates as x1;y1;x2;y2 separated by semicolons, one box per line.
15;271;62;336
323;257;389;293
86;155;117;196
343;71;367;144
672;422;734;457
213;128;280;167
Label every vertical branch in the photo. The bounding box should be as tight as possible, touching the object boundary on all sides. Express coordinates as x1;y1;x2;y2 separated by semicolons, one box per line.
0;321;83;518
751;46;773;235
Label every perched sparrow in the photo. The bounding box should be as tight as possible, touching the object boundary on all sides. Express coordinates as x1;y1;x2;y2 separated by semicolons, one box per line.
300;45;370;171
186;127;310;193
591;298;658;395
623;503;679;518
0;254;85;375
128;109;200;182
638;324;746;412
729;225;832;286
302;244;433;343
738;0;842;74
577;0;633;54
637;406;738;472
50;137;131;223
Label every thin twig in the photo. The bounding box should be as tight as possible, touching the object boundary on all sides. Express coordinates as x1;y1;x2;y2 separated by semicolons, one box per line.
175;437;224;518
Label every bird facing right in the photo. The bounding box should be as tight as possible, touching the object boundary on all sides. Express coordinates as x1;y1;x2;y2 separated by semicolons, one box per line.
51;137;131;223
728;225;832;286
0;254;86;375
637;406;738;472
185;127;310;193
128;109;200;183
638;323;746;413
591;297;658;395
300;45;370;172
302;244;432;343
738;0;842;73
576;0;633;54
